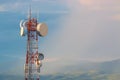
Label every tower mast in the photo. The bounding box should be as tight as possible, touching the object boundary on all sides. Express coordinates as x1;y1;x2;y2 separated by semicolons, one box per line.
20;7;48;80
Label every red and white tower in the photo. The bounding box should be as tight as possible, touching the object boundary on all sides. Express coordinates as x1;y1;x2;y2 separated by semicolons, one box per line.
20;8;48;80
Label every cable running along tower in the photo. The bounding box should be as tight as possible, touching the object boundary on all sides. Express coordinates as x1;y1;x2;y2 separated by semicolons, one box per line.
19;8;48;80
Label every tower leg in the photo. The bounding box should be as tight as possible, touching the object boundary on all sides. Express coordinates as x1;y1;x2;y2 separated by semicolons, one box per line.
37;78;39;80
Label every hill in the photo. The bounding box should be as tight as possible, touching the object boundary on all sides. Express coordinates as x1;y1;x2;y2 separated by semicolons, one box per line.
0;59;120;80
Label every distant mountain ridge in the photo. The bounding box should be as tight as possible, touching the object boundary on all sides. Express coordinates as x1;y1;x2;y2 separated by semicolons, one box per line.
60;59;120;74
97;59;120;74
0;59;120;80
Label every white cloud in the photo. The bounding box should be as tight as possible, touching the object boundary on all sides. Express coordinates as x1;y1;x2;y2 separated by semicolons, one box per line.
29;1;120;74
69;0;120;11
0;2;28;12
46;0;120;63
111;14;120;21
44;57;59;63
0;5;6;12
79;0;95;6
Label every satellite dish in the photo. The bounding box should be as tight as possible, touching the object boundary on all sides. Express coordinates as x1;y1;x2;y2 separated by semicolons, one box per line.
20;20;24;28
37;23;48;37
38;53;44;60
20;20;27;36
20;20;28;28
20;27;27;36
23;21;28;27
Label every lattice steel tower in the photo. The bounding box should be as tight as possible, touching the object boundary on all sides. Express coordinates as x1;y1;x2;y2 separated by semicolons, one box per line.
19;8;48;80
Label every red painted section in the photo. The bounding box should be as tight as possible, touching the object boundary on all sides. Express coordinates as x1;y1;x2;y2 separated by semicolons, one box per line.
26;51;29;64
25;17;40;80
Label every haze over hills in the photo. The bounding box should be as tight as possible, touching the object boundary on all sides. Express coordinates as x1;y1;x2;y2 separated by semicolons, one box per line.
61;59;120;74
1;59;120;80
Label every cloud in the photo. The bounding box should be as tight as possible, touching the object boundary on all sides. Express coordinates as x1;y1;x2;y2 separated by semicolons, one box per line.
0;0;120;12
0;5;6;12
30;1;120;74
46;0;120;63
0;0;68;13
44;57;59;63
79;0;95;6
0;2;28;12
111;14;120;21
74;0;120;11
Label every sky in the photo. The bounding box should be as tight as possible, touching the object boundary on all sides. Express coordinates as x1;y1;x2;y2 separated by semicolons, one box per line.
0;0;120;75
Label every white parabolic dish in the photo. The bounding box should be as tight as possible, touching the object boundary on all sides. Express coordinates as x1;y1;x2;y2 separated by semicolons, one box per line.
20;27;27;36
20;20;27;28
37;23;48;37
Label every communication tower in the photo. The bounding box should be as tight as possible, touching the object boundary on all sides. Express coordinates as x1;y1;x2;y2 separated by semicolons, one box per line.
19;8;48;80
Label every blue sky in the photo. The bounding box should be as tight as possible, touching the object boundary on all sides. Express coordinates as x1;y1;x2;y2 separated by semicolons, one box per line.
0;0;120;75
